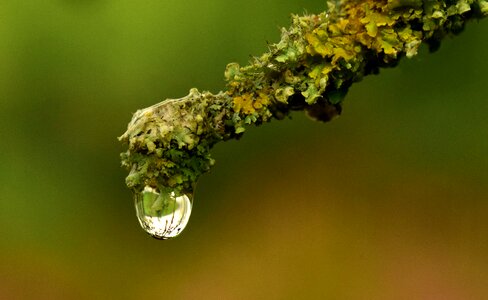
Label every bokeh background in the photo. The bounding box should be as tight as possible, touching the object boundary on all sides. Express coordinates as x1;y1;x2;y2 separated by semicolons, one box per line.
1;1;487;299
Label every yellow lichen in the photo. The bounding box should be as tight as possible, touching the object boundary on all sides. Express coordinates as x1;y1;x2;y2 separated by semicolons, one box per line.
233;94;255;114
233;92;271;114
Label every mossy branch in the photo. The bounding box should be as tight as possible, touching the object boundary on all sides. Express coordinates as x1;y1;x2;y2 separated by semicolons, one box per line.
119;0;487;196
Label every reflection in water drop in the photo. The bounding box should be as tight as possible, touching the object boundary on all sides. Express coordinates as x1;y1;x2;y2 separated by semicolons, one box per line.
134;186;192;239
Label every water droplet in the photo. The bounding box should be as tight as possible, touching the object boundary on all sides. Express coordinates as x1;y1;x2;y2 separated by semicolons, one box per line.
134;186;192;240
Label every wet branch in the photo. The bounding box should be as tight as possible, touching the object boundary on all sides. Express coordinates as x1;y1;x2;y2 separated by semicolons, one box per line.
119;0;487;196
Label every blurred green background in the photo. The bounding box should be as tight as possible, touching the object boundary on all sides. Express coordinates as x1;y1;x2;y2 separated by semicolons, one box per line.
1;1;487;299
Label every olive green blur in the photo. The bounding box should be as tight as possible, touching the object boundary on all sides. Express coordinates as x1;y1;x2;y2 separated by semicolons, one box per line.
0;1;487;299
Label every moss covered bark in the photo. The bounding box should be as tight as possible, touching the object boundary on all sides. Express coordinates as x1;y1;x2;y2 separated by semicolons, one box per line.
119;0;487;196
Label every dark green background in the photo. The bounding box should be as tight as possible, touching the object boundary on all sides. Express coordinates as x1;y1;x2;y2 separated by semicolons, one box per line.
1;1;487;299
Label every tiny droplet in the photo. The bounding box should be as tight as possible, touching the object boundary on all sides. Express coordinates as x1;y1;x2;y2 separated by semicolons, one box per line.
134;186;192;239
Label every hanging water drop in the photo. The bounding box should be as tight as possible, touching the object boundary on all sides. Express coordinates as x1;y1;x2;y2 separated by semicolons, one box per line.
134;186;193;239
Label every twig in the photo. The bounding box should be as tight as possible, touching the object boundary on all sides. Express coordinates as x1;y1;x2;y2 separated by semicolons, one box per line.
119;0;487;196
